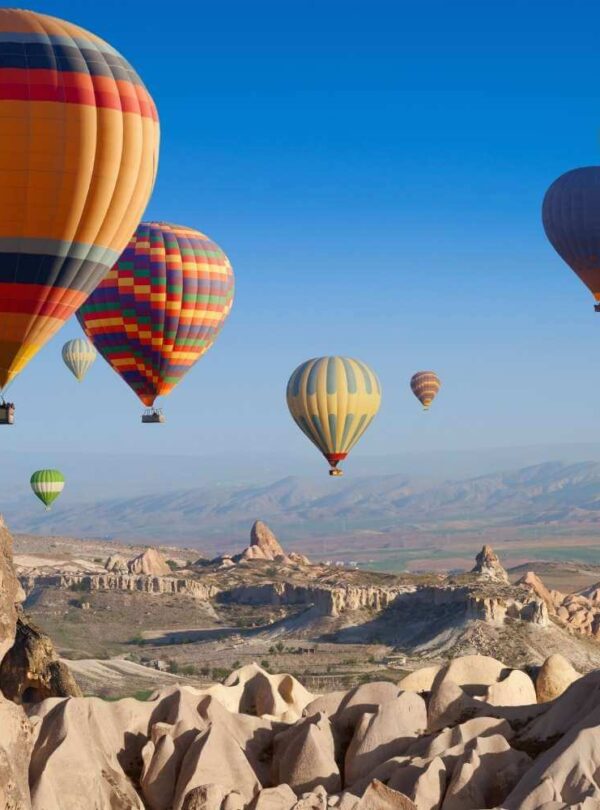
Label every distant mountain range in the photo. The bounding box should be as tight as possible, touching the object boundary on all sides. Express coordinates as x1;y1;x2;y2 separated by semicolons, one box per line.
8;460;600;550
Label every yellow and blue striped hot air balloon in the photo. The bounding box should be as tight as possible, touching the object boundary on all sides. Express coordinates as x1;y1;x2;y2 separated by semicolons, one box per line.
286;356;381;476
62;338;97;382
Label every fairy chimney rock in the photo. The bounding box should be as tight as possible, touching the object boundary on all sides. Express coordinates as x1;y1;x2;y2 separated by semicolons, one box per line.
471;545;509;583
249;520;286;560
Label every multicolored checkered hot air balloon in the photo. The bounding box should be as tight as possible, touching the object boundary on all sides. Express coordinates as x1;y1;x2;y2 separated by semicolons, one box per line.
77;222;235;418
410;371;441;410
30;469;65;510
286;356;381;476
0;10;159;397
542;167;600;311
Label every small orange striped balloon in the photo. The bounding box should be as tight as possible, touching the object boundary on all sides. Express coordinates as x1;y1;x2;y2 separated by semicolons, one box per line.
410;371;441;410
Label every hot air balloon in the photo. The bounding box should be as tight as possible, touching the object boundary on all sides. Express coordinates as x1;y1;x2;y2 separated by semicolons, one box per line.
62;339;97;382
286;356;381;476
30;469;65;510
542;167;600;310
410;371;441;410
0;9;159;415
77;222;235;421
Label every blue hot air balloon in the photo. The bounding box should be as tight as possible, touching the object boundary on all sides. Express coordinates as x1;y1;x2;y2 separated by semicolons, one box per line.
543;167;600;310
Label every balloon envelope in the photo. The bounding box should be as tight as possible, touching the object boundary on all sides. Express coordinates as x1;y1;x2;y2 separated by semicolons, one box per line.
0;9;159;391
30;469;65;510
77;222;235;407
542;167;600;302
410;371;441;410
286;356;381;473
62;339;97;382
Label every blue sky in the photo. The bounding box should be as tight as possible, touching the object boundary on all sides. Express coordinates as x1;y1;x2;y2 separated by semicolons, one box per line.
8;0;600;479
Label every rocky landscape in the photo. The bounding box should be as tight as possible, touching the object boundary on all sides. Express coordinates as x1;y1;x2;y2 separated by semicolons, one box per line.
4;517;600;806
4;519;600;805
7;525;600;719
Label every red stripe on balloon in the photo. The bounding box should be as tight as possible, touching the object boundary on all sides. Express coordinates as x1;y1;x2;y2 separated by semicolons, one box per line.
0;68;158;119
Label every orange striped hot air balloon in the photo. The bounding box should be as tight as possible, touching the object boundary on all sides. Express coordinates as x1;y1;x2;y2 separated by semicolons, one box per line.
410;371;441;410
0;10;159;396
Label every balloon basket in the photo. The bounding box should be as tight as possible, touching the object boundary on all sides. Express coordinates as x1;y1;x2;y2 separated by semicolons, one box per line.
142;408;166;424
0;400;15;425
329;468;343;477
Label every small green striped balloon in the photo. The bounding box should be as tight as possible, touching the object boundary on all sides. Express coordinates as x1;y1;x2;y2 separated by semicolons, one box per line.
30;469;65;510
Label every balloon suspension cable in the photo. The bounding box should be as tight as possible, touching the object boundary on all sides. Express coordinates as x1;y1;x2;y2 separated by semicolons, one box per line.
0;372;15;404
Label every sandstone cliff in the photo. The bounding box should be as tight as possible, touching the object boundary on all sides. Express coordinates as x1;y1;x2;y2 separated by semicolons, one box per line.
218;581;404;617
0;513;21;661
20;572;219;601
0;516;35;808
218;579;548;626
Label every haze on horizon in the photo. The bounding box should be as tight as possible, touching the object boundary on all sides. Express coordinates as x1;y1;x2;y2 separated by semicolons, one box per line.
4;0;600;513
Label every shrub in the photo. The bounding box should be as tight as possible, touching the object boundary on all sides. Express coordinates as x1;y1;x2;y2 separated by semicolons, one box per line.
211;667;230;681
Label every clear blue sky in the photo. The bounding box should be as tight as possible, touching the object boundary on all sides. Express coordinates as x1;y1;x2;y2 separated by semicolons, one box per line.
7;0;600;471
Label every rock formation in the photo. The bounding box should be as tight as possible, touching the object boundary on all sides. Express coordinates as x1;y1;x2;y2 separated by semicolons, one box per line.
471;545;509;583
0;515;36;808
231;521;311;566
104;553;128;573
250;521;286;559
519;569;600;640
19;571;219;601
0;694;34;809
128;547;172;576
0;513;21;661
12;654;600;808
217;573;549;631
535;653;581;703
516;571;562;614
219;581;403;618
0;617;82;703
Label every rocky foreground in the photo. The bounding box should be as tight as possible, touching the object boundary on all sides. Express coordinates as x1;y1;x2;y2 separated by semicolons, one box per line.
7;526;600;807
8;653;600;810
